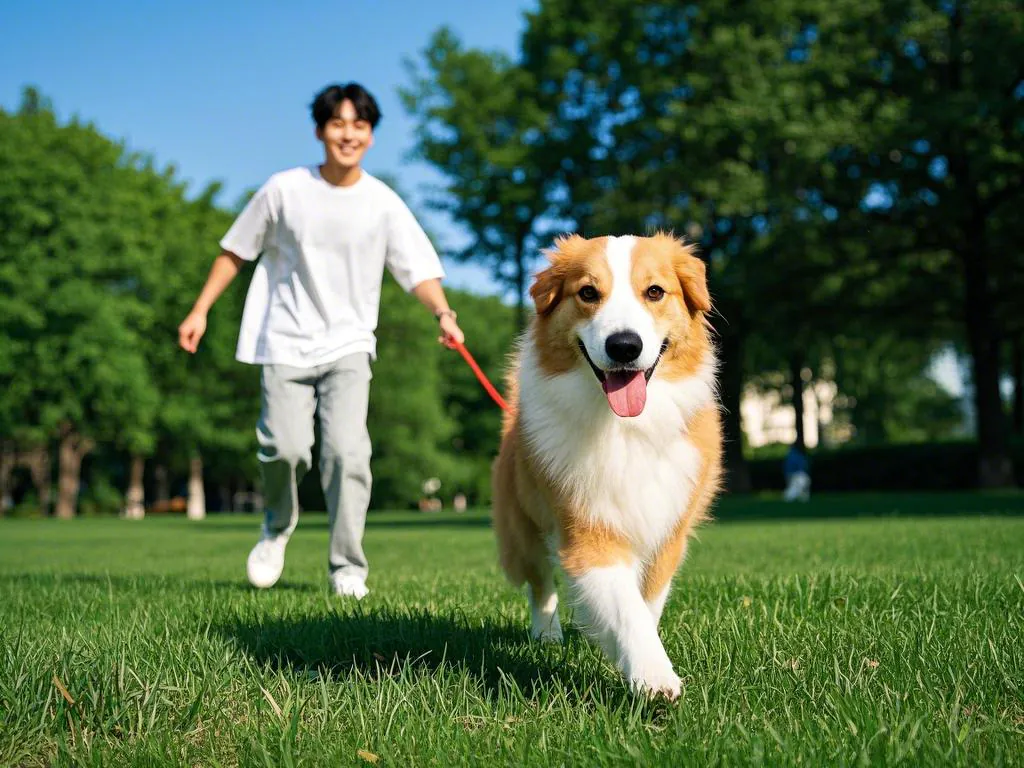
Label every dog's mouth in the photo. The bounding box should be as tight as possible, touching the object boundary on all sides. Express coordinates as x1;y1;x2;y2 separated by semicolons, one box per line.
577;338;669;418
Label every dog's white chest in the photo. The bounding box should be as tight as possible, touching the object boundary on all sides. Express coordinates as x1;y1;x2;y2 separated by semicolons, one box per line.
577;427;701;553
521;365;708;556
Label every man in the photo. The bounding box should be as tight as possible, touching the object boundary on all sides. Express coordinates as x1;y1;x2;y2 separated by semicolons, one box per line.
177;82;464;598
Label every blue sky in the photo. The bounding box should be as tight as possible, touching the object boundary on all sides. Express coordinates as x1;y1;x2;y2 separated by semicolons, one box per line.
1;0;536;297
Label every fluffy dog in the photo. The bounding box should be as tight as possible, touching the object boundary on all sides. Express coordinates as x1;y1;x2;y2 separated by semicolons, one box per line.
492;232;722;699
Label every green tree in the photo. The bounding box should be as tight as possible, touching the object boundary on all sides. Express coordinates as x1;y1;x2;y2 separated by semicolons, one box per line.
511;0;885;490
402;27;554;331
835;0;1023;485
150;184;261;520
0;91;160;517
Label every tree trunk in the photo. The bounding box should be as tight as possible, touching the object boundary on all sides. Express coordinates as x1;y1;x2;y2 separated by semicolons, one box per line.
1013;335;1023;437
123;454;146;519
962;249;1014;487
0;441;15;517
719;326;751;493
186;454;206;520
790;356;806;451
154;464;169;505
56;425;94;519
25;446;52;516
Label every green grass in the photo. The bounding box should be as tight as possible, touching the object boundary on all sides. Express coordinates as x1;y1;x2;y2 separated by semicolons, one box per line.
1;493;1022;766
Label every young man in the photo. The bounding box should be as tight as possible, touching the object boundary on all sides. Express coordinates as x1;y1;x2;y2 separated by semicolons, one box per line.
177;82;464;598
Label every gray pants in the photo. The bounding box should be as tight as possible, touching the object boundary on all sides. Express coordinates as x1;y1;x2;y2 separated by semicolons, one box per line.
257;353;373;579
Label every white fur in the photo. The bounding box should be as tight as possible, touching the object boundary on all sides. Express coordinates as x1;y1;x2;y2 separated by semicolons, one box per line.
646;582;672;626
578;236;662;371
570;564;681;699
519;343;716;555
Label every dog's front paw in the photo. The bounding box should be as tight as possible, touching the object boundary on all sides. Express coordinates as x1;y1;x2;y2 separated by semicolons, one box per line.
626;661;682;701
530;618;564;644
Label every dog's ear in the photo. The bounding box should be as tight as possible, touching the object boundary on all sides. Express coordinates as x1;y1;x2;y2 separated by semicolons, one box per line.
530;264;565;316
674;245;712;314
530;235;582;316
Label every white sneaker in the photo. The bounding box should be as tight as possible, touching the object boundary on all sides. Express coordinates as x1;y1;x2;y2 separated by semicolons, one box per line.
331;572;369;600
246;529;289;589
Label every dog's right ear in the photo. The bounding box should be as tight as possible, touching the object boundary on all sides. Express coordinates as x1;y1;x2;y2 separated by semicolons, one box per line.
530;235;580;316
530;264;565;316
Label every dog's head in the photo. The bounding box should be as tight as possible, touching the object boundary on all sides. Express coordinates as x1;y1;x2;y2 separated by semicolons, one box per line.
528;233;712;418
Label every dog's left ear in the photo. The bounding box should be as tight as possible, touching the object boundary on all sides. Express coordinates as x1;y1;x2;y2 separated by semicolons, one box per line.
674;247;712;314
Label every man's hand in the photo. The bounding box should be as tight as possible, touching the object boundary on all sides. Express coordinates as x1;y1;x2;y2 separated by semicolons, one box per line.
178;310;208;354
176;250;244;354
438;312;465;346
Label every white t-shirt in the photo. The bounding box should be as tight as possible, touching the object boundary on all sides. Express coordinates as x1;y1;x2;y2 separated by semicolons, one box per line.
220;165;445;367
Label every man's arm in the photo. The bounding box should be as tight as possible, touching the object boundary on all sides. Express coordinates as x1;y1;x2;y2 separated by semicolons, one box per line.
411;278;465;345
177;250;245;353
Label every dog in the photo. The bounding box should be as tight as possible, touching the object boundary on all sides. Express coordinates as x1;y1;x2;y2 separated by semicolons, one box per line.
491;232;723;700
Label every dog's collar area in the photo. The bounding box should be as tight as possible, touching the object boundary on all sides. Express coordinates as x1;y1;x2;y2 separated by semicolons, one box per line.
577;338;670;383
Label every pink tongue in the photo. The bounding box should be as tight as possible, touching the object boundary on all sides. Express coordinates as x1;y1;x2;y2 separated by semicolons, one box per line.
602;370;647;417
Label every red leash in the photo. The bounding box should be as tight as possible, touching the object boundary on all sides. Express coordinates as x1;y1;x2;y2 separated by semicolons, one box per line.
444;338;509;413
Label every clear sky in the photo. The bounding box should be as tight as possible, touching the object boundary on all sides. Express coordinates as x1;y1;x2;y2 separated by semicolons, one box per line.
1;0;536;296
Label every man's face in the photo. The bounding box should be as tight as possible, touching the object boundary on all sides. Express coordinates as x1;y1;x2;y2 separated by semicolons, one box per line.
316;99;373;168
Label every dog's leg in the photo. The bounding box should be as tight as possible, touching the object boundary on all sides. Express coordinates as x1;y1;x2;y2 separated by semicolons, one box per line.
641;531;690;627
528;563;562;643
568;560;681;700
642;410;722;626
493;431;562;642
646;583;673;627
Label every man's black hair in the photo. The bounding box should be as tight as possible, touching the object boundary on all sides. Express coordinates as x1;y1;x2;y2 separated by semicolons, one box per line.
310;83;382;130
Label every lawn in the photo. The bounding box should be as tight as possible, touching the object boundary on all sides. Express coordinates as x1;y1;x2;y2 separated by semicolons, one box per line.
1;493;1022;766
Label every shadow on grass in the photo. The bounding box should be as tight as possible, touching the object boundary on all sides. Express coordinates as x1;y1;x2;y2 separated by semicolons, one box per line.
217;607;646;708
1;572;666;710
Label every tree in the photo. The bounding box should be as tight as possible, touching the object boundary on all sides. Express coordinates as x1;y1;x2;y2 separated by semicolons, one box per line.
512;0;885;490
145;183;260;520
402;27;555;331
0;92;160;517
837;0;1024;486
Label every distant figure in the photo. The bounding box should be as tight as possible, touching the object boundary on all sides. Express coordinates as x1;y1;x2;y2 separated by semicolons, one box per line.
452;493;467;513
783;443;811;502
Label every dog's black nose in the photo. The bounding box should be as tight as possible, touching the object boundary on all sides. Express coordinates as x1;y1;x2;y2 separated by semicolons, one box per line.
605;331;643;363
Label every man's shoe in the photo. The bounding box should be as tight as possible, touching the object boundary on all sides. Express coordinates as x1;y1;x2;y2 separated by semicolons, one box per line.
246;529;289;588
331;572;369;599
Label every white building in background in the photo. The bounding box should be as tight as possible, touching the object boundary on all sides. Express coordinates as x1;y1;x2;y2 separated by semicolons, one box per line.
741;377;851;449
740;348;979;450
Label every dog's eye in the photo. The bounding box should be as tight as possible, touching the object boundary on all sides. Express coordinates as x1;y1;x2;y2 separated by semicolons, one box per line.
578;286;600;303
646;285;665;301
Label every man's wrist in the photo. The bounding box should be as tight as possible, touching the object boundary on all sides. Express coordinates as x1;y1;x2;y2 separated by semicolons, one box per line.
434;308;457;322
